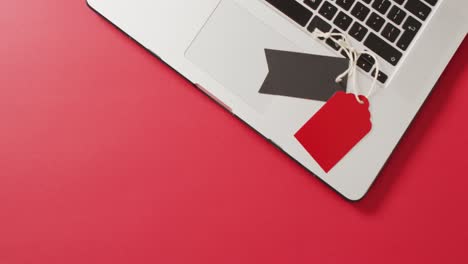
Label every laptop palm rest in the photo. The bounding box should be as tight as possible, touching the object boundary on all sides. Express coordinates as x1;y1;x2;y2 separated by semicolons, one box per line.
185;0;301;113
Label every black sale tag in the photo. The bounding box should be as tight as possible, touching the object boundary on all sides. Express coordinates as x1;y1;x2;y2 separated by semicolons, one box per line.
259;49;349;102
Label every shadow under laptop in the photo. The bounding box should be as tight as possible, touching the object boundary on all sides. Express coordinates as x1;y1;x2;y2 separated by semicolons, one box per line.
355;37;468;213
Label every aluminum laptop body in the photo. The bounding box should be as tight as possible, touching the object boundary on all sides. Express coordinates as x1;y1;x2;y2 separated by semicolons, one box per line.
87;0;467;200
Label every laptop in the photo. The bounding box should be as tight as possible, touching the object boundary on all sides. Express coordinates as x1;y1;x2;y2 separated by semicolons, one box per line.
87;0;467;200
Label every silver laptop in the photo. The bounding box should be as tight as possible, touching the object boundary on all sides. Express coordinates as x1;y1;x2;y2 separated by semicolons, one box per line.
87;0;467;200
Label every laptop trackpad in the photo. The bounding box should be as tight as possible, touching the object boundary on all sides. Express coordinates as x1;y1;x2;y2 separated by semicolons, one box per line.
185;0;301;113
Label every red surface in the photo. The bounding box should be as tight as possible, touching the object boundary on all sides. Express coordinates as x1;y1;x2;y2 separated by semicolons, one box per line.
1;1;467;263
295;92;372;172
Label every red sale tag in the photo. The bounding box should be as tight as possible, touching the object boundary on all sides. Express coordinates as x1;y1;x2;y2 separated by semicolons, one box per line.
295;91;372;173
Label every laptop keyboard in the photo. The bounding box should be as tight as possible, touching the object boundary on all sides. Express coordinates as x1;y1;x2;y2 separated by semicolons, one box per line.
264;0;438;84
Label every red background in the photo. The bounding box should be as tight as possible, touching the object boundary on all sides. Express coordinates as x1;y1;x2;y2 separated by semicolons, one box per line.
1;1;467;263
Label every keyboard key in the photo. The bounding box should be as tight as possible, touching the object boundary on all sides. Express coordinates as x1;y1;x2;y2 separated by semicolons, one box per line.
351;2;371;21
265;0;313;27
319;1;339;20
304;0;323;10
362;0;372;4
372;0;392;15
381;23;401;42
326;30;343;51
334;11;353;31
372;70;389;83
341;49;354;59
361;54;377;66
364;32;403;65
393;0;405;5
396;16;422;50
307;15;332;34
366;13;386;32
349;22;368;41
423;0;437;6
402;16;422;32
336;0;355;11
357;54;374;72
404;0;431;21
387;5;407;25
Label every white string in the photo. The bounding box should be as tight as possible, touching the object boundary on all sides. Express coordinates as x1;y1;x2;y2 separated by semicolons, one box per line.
311;29;380;104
